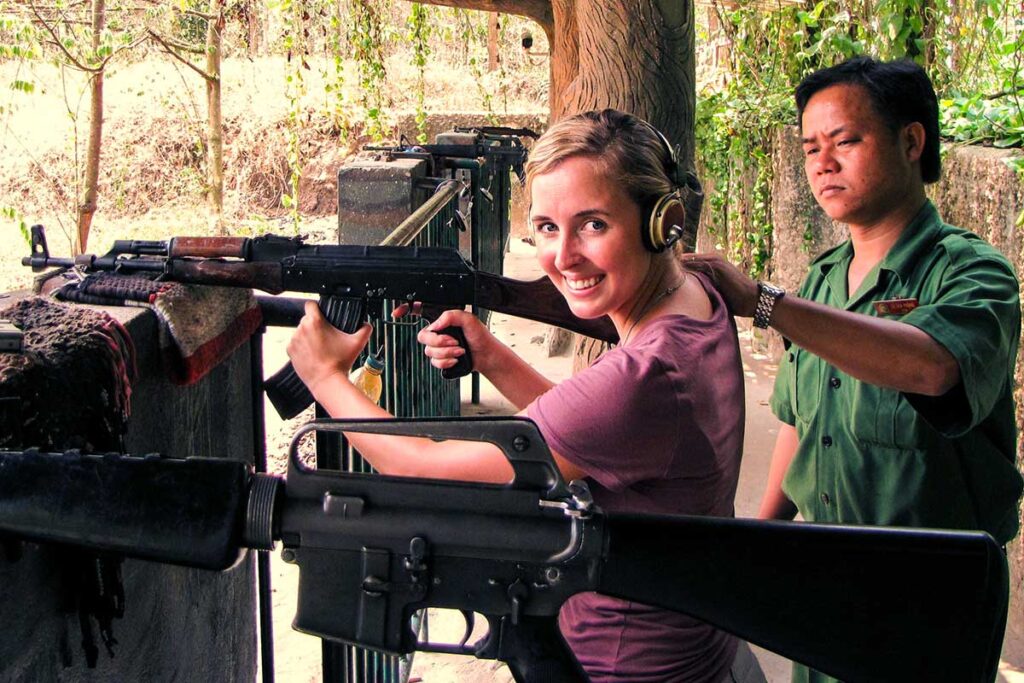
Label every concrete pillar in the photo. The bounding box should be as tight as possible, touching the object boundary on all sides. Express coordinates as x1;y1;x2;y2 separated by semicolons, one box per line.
337;156;429;246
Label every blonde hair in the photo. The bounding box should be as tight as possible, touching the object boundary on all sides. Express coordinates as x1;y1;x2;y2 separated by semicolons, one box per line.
524;109;678;214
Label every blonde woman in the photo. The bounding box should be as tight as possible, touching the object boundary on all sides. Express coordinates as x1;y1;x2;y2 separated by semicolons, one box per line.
288;109;762;682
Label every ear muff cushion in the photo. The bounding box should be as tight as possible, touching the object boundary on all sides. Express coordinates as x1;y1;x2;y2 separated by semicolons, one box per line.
646;192;686;252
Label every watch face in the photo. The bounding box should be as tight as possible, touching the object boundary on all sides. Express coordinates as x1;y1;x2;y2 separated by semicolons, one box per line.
754;282;783;329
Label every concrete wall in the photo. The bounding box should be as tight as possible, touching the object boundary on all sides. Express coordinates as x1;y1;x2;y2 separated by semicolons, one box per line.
0;303;258;680
740;125;1024;666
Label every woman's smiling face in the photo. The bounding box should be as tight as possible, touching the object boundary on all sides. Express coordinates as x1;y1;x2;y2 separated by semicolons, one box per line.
530;155;652;330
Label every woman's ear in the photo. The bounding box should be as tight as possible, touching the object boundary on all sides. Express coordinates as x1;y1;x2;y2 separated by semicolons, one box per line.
903;122;926;164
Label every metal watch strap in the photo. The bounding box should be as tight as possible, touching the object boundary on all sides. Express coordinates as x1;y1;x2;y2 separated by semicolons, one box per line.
753;282;784;329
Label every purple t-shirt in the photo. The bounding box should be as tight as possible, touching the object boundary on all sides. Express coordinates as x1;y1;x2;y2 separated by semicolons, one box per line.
527;272;745;683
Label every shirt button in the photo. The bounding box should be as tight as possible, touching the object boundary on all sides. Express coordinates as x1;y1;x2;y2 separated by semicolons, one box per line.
822;435;833;447
830;377;841;389
820;492;831;505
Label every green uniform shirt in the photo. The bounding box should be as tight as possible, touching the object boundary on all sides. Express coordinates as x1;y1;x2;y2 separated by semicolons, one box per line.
771;201;1024;549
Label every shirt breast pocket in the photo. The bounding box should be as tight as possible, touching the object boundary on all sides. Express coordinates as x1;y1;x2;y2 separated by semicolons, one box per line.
790;347;819;425
850;383;928;449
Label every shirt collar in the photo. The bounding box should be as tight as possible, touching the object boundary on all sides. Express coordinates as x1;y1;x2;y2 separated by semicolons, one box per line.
812;200;941;284
814;239;853;303
876;200;942;283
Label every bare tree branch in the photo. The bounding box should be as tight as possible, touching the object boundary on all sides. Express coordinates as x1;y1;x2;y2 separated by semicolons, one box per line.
181;8;217;21
986;84;1024;100
22;5;159;11
29;0;142;72
30;1;97;72
404;0;552;35
149;30;206;55
148;29;214;82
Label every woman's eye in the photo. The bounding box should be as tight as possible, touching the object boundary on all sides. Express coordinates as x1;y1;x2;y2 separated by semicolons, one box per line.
804;147;818;157
535;222;557;234
582;220;607;232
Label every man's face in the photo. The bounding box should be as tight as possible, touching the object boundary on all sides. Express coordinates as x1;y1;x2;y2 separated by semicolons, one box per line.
800;83;921;231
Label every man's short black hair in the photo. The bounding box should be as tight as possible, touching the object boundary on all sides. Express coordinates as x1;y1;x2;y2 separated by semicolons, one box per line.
795;56;941;183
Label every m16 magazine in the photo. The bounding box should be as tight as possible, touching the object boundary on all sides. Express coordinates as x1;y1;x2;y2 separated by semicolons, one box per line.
0;418;1008;683
22;225;617;419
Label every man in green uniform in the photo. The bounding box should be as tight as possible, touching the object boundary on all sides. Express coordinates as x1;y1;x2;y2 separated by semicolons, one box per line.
686;56;1023;682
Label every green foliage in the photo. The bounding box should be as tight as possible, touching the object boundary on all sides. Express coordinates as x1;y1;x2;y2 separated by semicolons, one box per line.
941;94;1024;148
272;0;307;229
1;205;28;246
698;0;1024;277
176;1;210;45
322;0;351;135
406;3;430;143
455;8;497;124
350;0;391;141
0;13;38;61
0;12;41;120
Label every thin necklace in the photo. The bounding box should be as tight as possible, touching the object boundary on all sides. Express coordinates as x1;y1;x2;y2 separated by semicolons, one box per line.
621;277;684;346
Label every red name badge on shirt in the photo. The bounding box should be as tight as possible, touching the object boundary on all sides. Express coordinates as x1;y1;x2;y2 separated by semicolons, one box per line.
873;298;919;316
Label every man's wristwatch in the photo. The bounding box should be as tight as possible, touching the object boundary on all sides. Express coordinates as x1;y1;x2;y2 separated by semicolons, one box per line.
753;282;785;329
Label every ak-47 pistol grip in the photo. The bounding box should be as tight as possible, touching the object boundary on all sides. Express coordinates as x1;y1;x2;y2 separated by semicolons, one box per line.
440;325;473;380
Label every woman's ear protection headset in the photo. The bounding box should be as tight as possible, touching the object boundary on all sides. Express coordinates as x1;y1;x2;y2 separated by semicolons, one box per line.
638;119;704;253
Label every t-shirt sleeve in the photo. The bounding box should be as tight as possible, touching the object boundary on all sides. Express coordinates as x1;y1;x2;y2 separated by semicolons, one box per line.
526;351;680;492
900;239;1020;436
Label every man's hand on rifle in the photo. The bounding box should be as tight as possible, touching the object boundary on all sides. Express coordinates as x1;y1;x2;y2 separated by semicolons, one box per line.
287;301;373;395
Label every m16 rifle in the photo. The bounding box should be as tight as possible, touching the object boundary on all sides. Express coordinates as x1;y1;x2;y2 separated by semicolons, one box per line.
0;417;1008;683
22;225;617;419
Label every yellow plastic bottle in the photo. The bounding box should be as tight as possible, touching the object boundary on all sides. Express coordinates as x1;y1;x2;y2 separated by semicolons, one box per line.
349;350;385;404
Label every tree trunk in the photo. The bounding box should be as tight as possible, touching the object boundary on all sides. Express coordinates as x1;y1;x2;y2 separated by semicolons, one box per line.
206;0;226;232
487;12;499;71
548;0;696;167
247;0;262;57
76;0;106;256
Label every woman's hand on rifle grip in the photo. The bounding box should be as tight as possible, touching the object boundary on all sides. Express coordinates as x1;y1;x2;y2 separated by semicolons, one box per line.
288;300;373;394
393;305;495;375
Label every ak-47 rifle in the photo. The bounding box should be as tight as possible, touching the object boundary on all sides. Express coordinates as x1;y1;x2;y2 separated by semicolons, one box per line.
22;225;617;419
0;418;1008;683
